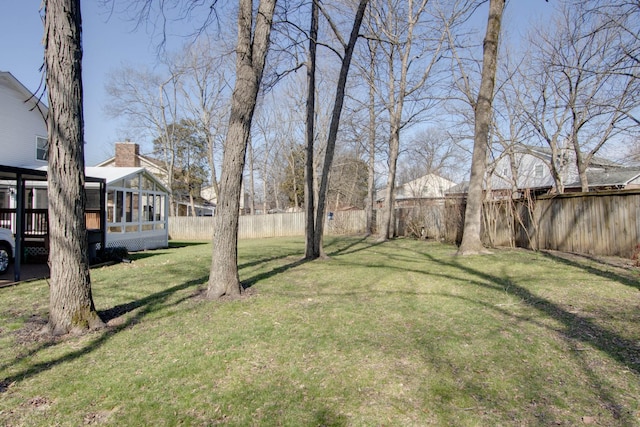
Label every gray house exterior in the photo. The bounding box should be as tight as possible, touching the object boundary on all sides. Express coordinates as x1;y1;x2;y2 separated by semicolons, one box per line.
488;144;640;196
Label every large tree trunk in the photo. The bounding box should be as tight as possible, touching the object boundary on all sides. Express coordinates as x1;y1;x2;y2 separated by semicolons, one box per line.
311;0;369;259
378;126;400;241
207;0;276;299
573;138;589;192
43;0;104;335
457;0;505;255
365;41;377;236
304;0;319;259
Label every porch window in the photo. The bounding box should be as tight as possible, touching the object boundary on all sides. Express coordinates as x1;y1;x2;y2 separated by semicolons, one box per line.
117;191;125;223
36;136;48;161
125;192;134;222
0;190;7;208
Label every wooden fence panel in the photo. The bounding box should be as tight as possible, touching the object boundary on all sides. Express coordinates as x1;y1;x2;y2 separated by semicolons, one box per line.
444;190;640;258
169;210;366;241
168;192;639;258
531;191;640;258
168;216;215;241
326;210;367;235
238;212;306;239
377;203;449;239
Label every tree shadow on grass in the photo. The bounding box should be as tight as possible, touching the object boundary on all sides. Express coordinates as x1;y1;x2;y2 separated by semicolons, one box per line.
168;241;209;248
324;236;383;257
241;237;386;289
126;251;170;261
421;252;640;376
98;276;207;323
540;250;640;291
418;251;640;423
0;276;205;391
322;241;639;422
238;250;303;271
242;258;309;290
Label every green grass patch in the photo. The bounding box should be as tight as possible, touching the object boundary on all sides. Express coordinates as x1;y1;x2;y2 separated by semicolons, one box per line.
1;237;639;426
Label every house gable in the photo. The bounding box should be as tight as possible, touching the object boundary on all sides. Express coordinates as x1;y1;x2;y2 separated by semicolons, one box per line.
397;174;457;199
0;72;49;168
96;142;168;184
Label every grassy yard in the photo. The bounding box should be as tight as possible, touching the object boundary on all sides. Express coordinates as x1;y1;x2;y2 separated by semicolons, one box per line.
0;237;639;426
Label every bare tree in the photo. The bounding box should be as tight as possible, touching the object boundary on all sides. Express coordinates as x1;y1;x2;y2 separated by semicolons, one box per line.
327;152;369;209
364;38;381;235
282;144;306;209
177;37;232;203
304;0;319;257
43;0;104;335
349;28;386;236
252;86;308;213
522;2;640;192
207;0;277;299
306;0;370;259
253;108;283;213
622;139;640;165
155;120;208;215
398;128;468;183
105;65;182;214
247;138;257;214
457;0;505;255
371;0;472;242
584;0;640;72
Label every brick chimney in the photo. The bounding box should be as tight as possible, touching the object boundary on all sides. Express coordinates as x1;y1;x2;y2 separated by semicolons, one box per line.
115;142;140;167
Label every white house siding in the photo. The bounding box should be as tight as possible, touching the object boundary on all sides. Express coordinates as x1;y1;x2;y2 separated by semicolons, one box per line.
0;72;48;168
491;151;562;191
397;174;457;199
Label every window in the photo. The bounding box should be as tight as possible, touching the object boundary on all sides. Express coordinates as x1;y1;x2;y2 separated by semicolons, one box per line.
33;188;48;209
534;163;544;179
36;136;48;161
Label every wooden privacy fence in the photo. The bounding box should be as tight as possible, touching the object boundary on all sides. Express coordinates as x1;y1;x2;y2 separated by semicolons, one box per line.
168;210;367;241
169;191;639;258
446;189;640;258
530;190;640;258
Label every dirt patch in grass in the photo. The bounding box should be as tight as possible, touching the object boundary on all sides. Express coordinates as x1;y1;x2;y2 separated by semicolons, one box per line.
190;284;258;302
13;315;53;346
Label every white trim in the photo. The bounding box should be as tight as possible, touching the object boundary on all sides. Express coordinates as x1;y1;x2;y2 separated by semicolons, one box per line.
105;229;168;251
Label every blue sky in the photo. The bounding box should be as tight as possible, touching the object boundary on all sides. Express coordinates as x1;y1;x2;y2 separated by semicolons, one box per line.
1;1;553;167
0;1;183;165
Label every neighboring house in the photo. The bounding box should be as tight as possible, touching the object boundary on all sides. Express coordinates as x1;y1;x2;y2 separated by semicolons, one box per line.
0;72;169;255
86;167;169;251
565;167;640;191
0;72;54;254
0;71;49;169
377;173;457;208
201;183;250;215
19;166;170;252
488;144;639;197
96;142;166;177
97;142;215;216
